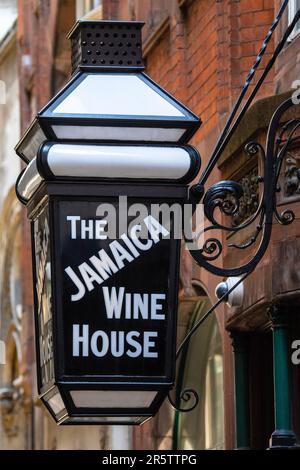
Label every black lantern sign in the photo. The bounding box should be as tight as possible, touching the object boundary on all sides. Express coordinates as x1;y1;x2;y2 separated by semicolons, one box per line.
28;185;192;425
15;20;201;425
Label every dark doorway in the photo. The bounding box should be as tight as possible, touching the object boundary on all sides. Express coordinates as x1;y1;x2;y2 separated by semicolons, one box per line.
249;332;274;449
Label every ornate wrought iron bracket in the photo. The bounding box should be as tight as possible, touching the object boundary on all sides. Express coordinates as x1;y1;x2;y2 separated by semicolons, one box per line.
168;1;300;412
189;96;299;278
187;2;300;279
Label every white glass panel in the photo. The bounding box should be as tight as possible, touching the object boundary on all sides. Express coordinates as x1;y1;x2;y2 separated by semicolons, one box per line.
47;144;191;179
64;416;146;424
18;123;46;162
17;158;42;201
48;392;65;415
52;125;185;142
53;75;184;117
70;390;157;408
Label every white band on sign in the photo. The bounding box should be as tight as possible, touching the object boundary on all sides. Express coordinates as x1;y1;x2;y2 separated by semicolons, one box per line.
16;143;200;202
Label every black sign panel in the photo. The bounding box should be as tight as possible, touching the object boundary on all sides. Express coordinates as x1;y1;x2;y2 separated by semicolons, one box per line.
54;199;179;382
33;205;54;388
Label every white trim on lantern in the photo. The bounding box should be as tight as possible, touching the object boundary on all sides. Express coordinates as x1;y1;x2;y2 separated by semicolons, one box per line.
46;143;192;179
16;143;198;202
17;159;42;202
70;390;157;408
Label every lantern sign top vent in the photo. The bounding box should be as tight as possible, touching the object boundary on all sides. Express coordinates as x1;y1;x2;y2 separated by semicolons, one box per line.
69;20;145;73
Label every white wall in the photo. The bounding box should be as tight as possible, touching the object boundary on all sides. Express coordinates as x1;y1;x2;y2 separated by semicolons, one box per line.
0;35;20;210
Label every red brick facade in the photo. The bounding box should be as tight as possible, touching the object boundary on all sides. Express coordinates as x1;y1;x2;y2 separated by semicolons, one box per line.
14;0;300;450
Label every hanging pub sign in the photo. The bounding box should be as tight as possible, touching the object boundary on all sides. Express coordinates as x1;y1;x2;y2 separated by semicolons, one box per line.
15;20;201;425
30;188;188;425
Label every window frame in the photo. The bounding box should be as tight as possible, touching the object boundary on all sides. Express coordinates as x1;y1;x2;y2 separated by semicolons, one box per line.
76;0;102;19
288;0;300;40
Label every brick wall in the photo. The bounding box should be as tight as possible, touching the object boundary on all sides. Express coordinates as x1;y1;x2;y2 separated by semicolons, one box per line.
105;0;280;450
111;0;275;158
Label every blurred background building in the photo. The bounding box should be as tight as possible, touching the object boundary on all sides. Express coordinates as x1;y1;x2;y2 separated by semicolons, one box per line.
0;0;300;450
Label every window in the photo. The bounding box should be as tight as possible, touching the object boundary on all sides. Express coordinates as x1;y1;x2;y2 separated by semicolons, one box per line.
76;0;102;19
0;0;17;43
289;0;300;39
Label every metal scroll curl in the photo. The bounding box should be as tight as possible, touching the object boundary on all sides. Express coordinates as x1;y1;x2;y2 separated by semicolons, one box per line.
188;96;299;278
167;388;199;413
167;276;247;412
185;3;300;278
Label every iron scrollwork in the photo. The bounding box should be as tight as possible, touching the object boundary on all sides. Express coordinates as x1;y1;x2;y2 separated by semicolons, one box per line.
167;388;199;413
188;97;299;278
169;99;300;413
168;1;300;413
232;166;260;227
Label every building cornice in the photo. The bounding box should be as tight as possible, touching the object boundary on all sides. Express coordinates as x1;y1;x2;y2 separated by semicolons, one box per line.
0;20;17;65
143;16;170;59
218;90;295;168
